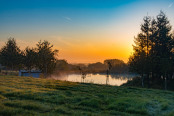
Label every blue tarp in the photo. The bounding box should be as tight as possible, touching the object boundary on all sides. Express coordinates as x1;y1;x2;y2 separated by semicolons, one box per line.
19;70;42;78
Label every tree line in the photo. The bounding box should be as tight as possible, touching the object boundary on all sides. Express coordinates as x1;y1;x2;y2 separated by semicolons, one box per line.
128;11;174;90
55;59;128;74
0;38;128;77
0;38;58;77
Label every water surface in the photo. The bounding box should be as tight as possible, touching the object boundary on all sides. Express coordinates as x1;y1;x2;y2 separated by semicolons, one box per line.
52;73;137;86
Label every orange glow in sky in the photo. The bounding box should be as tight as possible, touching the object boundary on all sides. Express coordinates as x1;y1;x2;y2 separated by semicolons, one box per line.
0;0;174;63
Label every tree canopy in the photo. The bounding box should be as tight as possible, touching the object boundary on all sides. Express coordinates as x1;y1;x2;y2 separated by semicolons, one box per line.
0;38;22;70
129;11;174;89
0;39;58;77
36;40;58;76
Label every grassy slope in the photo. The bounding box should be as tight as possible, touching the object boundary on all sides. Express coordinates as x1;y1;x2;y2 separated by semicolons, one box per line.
0;76;174;116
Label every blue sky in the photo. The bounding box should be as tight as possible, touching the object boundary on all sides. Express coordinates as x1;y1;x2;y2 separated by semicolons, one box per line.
0;0;174;63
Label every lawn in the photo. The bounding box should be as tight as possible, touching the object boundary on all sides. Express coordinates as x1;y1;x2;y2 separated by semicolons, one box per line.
0;75;174;116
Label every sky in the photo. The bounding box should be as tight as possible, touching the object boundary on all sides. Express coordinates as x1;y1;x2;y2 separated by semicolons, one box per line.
0;0;174;63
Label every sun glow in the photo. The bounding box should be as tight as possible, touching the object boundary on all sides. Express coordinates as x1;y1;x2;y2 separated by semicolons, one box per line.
0;0;173;63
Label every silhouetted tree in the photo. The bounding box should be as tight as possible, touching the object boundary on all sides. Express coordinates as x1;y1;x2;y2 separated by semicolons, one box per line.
56;60;69;71
88;62;107;73
128;33;147;87
0;38;22;70
104;59;128;73
141;16;151;87
155;11;173;89
36;40;58;77
24;47;37;73
129;11;174;89
149;18;158;81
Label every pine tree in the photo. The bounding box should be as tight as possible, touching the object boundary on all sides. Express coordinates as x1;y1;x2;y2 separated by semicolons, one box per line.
129;11;174;89
0;38;22;70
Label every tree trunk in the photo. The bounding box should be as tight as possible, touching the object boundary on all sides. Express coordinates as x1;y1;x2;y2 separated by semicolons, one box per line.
147;73;150;88
106;69;109;85
44;64;48;78
151;72;154;84
106;75;109;85
164;73;167;90
141;73;144;87
29;67;32;77
12;63;14;71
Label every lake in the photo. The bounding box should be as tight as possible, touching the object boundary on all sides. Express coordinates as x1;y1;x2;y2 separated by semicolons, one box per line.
51;73;137;86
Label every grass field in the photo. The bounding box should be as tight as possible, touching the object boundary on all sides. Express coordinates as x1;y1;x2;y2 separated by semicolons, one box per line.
0;75;174;116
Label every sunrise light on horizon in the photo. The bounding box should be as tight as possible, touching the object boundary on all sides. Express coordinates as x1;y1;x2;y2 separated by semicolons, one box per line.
0;0;174;63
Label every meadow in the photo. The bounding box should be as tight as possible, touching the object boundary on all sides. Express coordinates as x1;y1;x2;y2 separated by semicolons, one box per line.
0;75;174;116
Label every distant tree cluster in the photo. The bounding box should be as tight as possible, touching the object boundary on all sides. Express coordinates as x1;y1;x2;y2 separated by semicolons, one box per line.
53;58;128;74
0;38;58;77
104;59;128;73
55;60;69;71
73;59;128;74
88;62;107;73
128;11;174;90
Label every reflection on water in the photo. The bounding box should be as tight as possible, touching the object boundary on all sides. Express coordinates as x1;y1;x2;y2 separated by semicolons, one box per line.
53;73;137;86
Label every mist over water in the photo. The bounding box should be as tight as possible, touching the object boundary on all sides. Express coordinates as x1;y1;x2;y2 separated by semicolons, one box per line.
50;73;137;86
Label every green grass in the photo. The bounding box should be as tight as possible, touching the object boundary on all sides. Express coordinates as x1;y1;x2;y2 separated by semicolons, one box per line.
0;76;174;116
